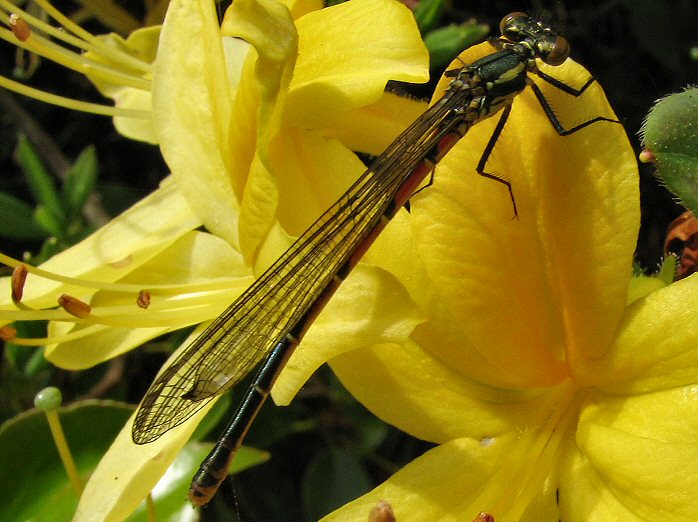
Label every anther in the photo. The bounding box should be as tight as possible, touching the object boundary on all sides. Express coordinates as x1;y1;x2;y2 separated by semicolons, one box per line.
11;264;28;302
9;14;31;42
369;500;396;522
58;294;92;318
137;290;151;309
0;326;17;341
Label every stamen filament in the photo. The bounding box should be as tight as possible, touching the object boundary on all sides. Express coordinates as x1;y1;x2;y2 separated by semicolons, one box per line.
3;292;233;325
0;74;150;117
0;1;151;75
0;26;151;91
31;0;151;74
9;324;104;345
471;385;575;519
0;252;250;295
1;309;91;321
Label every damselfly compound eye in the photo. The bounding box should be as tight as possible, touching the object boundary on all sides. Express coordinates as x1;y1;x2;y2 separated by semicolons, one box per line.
544;36;570;66
499;11;528;38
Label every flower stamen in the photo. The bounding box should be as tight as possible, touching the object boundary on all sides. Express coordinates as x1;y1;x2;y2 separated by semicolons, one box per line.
0;325;17;340
11;264;28;302
1;252;249;346
0;0;152;116
9;13;30;41
58;293;92;318
137;290;151;309
475;385;577;520
1;251;239;295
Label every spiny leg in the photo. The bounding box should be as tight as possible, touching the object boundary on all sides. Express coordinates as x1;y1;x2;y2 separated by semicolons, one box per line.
535;70;599;97
476;104;518;218
529;75;620;136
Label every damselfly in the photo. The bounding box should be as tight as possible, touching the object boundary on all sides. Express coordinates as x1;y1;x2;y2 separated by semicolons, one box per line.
132;11;618;506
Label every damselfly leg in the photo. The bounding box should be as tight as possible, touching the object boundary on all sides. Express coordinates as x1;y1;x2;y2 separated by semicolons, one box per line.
473;72;621;216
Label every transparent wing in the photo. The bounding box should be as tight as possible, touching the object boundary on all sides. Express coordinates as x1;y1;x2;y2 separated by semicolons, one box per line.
132;88;471;444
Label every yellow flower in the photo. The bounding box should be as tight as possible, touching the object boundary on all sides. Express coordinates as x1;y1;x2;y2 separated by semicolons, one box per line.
0;0;429;518
1;0;428;370
316;45;698;521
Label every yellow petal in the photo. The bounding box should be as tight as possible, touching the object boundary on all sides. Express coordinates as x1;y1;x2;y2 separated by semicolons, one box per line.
84;27;159;143
112;87;156;144
284;0;429;129
270;128;368;236
281;0;323;19
74;378;215;521
324;91;428;156
564;388;698;519
272;264;424;405
0;178;199;311
241;128;369;272
409;43;638;388
330;339;557;443
321;435;521;521
222;0;299;261
579;273;698;393
154;0;239;244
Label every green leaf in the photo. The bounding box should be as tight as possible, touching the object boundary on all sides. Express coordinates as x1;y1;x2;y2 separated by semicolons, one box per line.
0;191;47;240
34;236;61;264
0;400;134;522
301;448;371;520
15;136;66;222
413;0;445;34
230;445;271;474
62;146;98;220
640;87;698;212
0;399;271;522
424;22;490;70
34;204;66;239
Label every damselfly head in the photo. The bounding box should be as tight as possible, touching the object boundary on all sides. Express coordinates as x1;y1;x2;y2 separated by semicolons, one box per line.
499;12;570;67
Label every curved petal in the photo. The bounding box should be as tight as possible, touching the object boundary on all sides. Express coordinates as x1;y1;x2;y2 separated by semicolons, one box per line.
284;0;429;129
74;385;215;521
270;128;368;237
272;264;424;405
0;178;199;311
154;0;239;244
330;339;559;443
323;92;428;157
321;434;550;521
407;44;638;389
112;88;157;144
580;273;698;393
222;0;299;261
280;0;323;20
561;387;698;520
84;27;159;143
